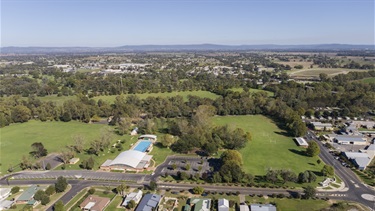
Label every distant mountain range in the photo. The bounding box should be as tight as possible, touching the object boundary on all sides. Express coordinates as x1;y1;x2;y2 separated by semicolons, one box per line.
1;44;374;54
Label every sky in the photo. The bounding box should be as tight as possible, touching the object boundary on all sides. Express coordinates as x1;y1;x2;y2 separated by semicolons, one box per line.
1;0;374;47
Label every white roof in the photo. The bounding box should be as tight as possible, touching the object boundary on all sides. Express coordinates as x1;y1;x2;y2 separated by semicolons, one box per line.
110;150;148;168
355;157;371;168
295;137;308;146
84;202;96;210
250;204;277;211
0;200;14;209
344;152;370;159
218;199;229;211
0;188;11;199
122;190;143;206
240;204;250;211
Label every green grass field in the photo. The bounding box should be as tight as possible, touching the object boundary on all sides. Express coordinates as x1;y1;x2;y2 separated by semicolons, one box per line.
245;196;330;211
212;115;325;176
3;90;219;106
0;120;123;174
361;77;375;84
0;119;175;174
288;68;370;77
93;90;219;103
229;88;274;97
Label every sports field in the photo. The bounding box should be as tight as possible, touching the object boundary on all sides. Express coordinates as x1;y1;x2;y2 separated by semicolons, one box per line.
212;115;325;176
0;120;124;174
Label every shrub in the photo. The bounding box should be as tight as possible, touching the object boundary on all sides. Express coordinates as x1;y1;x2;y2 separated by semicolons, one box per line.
11;186;20;194
88;188;96;194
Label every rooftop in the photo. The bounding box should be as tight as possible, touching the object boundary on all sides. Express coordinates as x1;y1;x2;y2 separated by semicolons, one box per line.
17;185;41;202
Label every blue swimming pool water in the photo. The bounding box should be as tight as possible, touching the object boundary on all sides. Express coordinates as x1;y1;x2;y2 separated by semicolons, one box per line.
134;141;152;152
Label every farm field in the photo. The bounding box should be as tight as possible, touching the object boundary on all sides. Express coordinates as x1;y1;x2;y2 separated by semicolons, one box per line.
212;115;325;176
93;90;219;103
229;88;274;97
288;68;369;77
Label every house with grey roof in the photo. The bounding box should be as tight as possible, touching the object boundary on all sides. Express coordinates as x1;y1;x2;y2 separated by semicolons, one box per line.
218;199;229;211
135;194;161;211
250;203;277;211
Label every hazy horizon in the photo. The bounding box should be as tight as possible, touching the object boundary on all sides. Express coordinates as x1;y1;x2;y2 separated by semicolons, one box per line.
2;0;374;47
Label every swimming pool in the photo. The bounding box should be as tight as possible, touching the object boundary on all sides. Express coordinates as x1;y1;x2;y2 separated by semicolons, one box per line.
134;141;152;152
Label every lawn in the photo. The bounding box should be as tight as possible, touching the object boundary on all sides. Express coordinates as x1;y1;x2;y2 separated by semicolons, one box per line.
104;195;124;211
212;115;325;177
361;77;375;84
93;90;219;103
0;120;122;174
245;196;331;211
229;88;274;97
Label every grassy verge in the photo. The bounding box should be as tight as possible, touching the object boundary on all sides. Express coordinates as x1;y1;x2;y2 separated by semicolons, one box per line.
34;185;72;210
64;188;88;210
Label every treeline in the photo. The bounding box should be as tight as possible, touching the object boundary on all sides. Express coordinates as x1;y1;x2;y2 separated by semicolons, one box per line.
0;88;307;137
0;70;248;97
268;76;375;117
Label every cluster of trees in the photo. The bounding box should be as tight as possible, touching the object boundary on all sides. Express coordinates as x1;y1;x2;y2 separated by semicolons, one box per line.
210;150;253;184
269;78;375;118
264;169;317;184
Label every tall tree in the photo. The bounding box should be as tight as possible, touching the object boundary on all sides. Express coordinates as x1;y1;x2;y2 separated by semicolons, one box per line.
306;141;320;157
30;142;48;158
55;176;68;193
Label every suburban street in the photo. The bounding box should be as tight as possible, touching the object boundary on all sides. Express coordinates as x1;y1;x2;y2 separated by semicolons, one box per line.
1;142;374;211
306;130;375;210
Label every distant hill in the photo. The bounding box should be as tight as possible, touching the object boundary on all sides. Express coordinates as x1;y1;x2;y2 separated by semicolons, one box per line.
1;44;374;54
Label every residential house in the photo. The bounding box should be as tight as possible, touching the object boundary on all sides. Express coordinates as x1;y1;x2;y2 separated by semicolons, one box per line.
122;190;143;207
79;195;110;211
188;198;211;211
250;203;277;211
218;199;229;211
135;194;161;211
0;188;11;200
0;200;14;210
16;185;41;204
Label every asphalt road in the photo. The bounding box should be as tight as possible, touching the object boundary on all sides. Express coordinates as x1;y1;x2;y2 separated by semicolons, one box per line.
1;150;374;210
306;130;375;210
